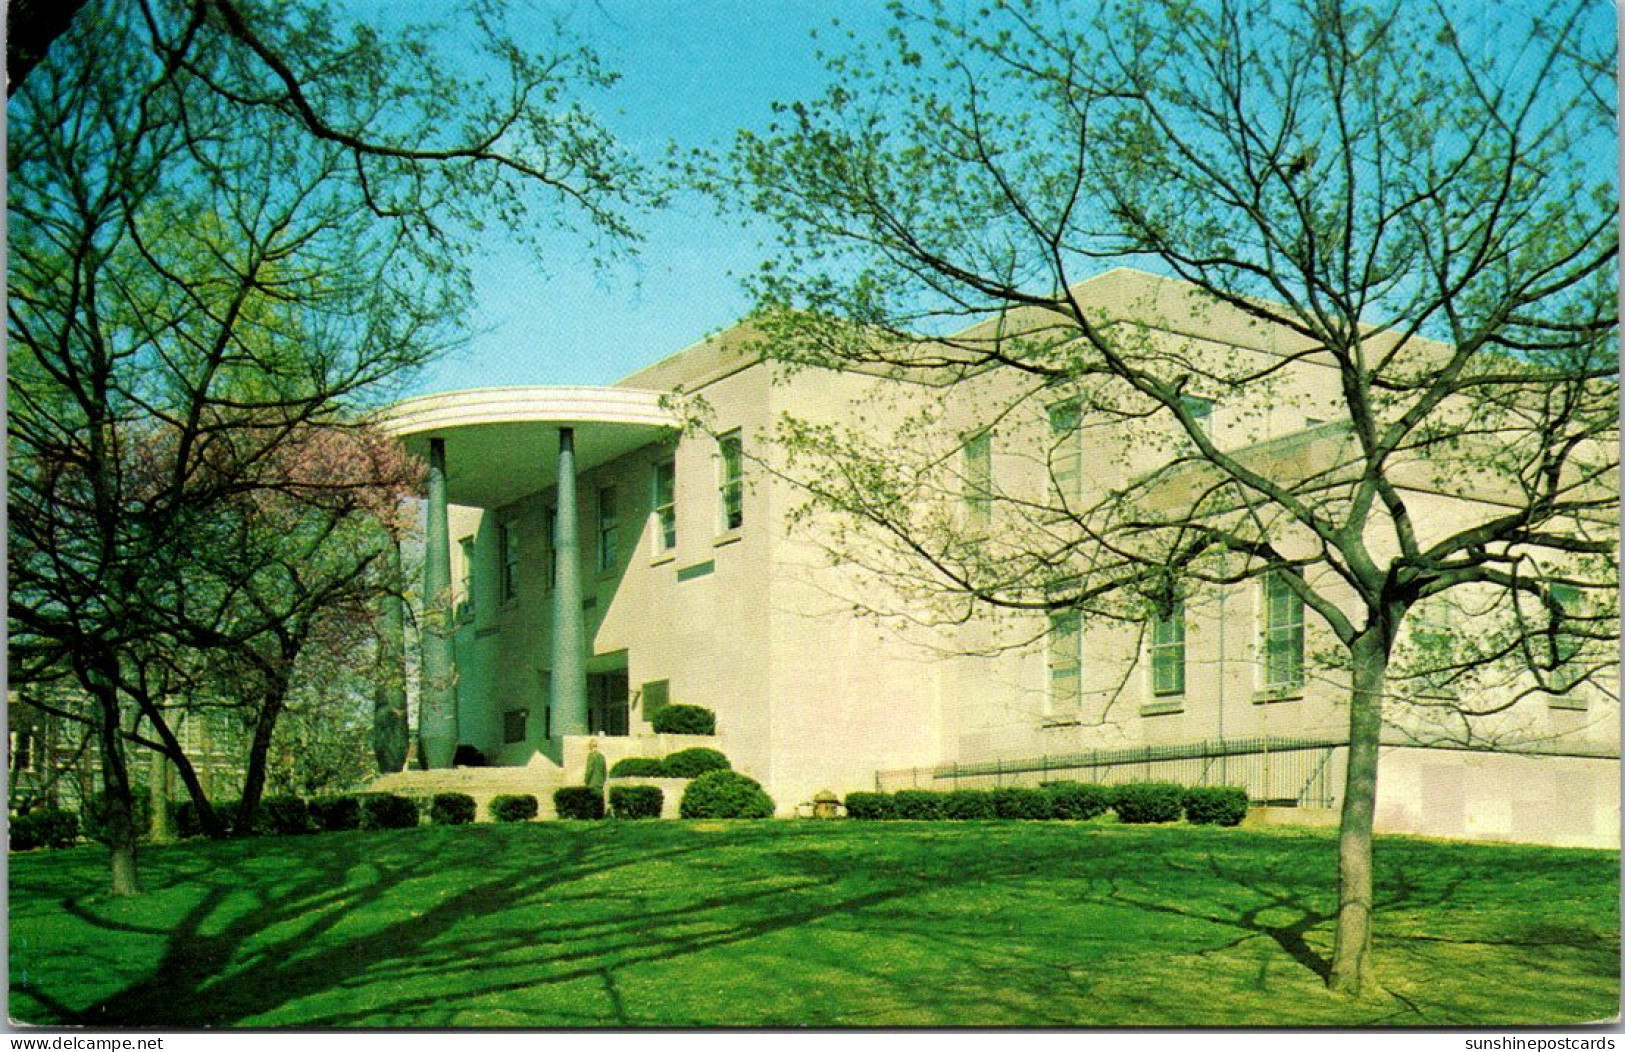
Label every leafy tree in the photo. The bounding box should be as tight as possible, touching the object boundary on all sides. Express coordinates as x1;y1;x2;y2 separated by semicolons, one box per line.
716;0;1616;994
9;0;649;893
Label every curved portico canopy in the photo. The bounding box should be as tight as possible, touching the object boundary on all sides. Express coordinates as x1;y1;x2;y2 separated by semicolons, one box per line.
381;386;680;509
377;385;680;769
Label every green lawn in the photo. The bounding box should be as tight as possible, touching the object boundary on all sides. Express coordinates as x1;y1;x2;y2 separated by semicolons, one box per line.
9;820;1618;1027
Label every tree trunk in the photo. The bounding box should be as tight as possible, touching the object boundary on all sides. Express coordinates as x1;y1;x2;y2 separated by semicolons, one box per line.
1328;629;1391;995
148;746;173;843
236;662;292;834
86;664;139;896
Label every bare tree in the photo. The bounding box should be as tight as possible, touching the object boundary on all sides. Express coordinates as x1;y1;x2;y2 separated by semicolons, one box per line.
716;0;1616;994
9;0;650;893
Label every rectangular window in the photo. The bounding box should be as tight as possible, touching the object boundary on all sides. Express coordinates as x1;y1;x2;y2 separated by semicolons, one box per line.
503;709;528;744
1150;602;1186;697
597;485;619;572
1048;608;1082;716
499;523;519;602
652;459;677;553
1047;400;1081;499
963;430;993;528
718;432;744;532
1181;394;1214;433
1548;583;1585;701
1261;573;1305;692
457;536;476;619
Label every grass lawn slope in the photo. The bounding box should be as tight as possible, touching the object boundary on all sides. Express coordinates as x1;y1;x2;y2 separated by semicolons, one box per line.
9;821;1618;1027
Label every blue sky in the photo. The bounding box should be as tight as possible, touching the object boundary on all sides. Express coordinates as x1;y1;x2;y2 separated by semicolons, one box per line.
405;0;899;395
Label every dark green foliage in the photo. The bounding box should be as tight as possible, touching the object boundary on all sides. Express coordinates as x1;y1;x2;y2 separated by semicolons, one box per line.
429;793;477;826
842;791;893;820
260;796;314;835
359;793;420;830
554;786;606;820
609;785;663;820
659;747;731;778
1112;782;1185;824
1041;781;1115;821
609;757;666;777
890;789;944;820
651;704;716;736
1183;786;1250;826
939;789;997;820
10;808;79;850
79;792;153;844
990;786;1055;820
679;770;774;819
489;794;539;823
309;795;362;832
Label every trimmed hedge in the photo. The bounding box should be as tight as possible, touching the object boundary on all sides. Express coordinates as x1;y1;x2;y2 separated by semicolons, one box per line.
260;795;314;835
359;793;420;830
11;808;79;850
609;757;666;778
891;789;944;821
843;791;894;820
651;704;716;736
489;794;539;823
939;789;997;820
991;786;1054;821
80;792;153;844
1042;781;1115;821
679;770;774;819
429;793;477;826
1112;782;1186;824
609;785;663;820
554;786;606;820
1184;786;1250;826
660;747;731;779
309;795;362;832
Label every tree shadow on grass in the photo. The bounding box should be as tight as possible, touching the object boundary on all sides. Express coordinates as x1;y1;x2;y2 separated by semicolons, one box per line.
9;824;1617;1027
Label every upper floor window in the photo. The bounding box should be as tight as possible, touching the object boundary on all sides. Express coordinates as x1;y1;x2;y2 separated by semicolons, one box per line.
962;430;993;528
652;458;677;554
597;485;620;572
1150;601;1186;697
718;432;744;532
1261;573;1305;693
1047;400;1082;500
499;523;519;602
1048;607;1082;717
1546;583;1586;703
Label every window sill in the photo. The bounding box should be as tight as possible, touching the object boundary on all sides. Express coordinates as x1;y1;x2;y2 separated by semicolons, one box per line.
649;552;676;567
1040;717;1082;729
1253;688;1303;704
713;530;743;549
1548;697;1589;712
1140;698;1184;717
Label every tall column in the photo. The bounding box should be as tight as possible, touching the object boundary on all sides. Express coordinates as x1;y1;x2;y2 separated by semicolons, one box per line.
419;437;457;769
551;427;588;739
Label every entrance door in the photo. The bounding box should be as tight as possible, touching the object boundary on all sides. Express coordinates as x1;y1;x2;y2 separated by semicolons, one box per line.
588;670;629;736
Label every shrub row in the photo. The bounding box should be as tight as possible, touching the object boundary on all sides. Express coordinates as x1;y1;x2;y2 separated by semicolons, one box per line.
549;785;668;820
10;807;79;851
550;770;773;821
608;747;731;780
843;782;1248;826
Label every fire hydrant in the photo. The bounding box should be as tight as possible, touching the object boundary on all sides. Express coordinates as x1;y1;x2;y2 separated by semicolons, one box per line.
812;790;841;819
